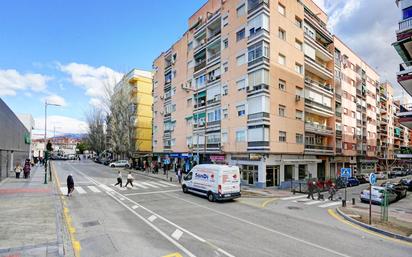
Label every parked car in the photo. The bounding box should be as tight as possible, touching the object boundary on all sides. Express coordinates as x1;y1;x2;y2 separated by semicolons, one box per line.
109;160;129;168
391;167;407;177
375;172;386;180
360;186;397;205
400;179;412;191
355;174;368;184
346;177;360;187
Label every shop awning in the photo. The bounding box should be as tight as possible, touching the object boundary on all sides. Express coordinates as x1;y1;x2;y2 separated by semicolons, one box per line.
193;112;206;119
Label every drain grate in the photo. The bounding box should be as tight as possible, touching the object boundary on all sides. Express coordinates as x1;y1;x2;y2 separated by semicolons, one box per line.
82;220;100;228
287;206;301;210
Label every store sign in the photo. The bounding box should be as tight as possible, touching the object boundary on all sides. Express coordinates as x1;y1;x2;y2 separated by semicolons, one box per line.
210;155;225;162
249;153;262;161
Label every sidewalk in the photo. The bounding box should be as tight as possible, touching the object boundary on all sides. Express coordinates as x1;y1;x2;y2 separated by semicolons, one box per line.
129;168;296;198
0;165;72;257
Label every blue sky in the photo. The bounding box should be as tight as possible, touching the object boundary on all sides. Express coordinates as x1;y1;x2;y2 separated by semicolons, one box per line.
0;0;407;136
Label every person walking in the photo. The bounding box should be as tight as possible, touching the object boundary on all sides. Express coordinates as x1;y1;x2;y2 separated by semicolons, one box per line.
307;180;315;200
328;183;336;201
14;163;22;179
67;174;75;197
316;180;324;200
177;166;182;184
23;160;31;179
114;171;123;187
125;172;134;188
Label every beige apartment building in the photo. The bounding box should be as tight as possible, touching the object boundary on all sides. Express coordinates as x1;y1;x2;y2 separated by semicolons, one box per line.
152;0;400;188
377;82;396;161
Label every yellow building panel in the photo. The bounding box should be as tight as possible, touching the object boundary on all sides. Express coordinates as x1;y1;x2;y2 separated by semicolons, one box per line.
135;128;152;139
136;95;153;106
136;105;152;118
136;140;152;152
135;117;152;128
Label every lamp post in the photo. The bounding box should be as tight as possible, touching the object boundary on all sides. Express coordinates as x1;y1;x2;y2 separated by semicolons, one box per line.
44;101;61;184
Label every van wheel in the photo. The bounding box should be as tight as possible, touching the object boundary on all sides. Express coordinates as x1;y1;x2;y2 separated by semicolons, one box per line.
208;192;215;202
182;185;188;193
110;165;115;168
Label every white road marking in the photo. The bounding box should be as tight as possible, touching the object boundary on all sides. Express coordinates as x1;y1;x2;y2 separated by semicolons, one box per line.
156;181;178;187
304;200;328;205
281;195;307;201
131;205;139;209
292;198;312;203
319;201;342;208
124;189;180;196
60;187;67;194
75;186;86;194
99;184;114;192
171;229;183;240
148;215;157;222
148;181;169;188
134;183;149;189
120;198;125;201
87;186;101;193
141;182;160;188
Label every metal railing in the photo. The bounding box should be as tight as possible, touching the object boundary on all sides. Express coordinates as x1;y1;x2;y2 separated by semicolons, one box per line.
304;144;334;151
194;60;206;72
305;78;333;93
304;98;332;111
248;0;269;14
305;122;333;133
399;17;412;31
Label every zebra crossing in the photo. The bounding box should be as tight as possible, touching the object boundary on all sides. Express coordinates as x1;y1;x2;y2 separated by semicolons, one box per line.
59;180;179;195
280;194;341;209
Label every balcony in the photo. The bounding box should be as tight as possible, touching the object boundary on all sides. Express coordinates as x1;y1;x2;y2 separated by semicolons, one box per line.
336;130;342;138
208;29;221;43
248;28;269;42
304;32;333;62
399;17;412;32
304;7;333;43
248;0;269;14
304;144;334;155
248;56;269;68
248;141;270;150
305;56;333;80
397;61;412;97
304;78;333;96
335;93;342;103
207;52;221;64
247;83;269;96
397;104;412;129
194;60;206;72
304;98;334;117
304;122;334;136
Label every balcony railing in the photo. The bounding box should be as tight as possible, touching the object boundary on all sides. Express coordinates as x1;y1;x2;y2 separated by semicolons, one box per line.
305;78;334;94
248;112;270;120
304;144;334;154
305;122;334;135
208;30;221;41
304;98;332;111
207;52;221;63
248;0;269;14
194;60;206;72
248;56;269;67
247;83;269;95
248;141;270;147
399;17;412;31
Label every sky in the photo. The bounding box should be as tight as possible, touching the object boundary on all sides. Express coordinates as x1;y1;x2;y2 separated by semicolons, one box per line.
0;0;407;137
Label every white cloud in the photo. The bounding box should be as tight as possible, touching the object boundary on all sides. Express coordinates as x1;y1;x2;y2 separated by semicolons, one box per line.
327;0;360;32
58;62;123;105
0;69;52;96
33;115;88;138
43;94;67;106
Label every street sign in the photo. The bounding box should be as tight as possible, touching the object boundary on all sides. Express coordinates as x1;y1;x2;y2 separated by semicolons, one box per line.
369;173;377;185
340;168;352;178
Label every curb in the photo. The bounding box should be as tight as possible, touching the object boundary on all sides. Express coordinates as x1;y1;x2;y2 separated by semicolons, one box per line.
124;168;178;183
336;207;412;243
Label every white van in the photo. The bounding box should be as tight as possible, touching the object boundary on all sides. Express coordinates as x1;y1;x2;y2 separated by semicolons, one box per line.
182;164;241;202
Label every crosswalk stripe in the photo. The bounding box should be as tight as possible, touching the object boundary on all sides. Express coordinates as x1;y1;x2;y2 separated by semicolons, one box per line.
148;215;157;222
75;186;86;194
171;229;183;240
141;182;159;188
87;186;101;193
292;198;312;203
319;201;341;208
60;187;67;194
304;200;328;205
148;181;169;188
134;183;148;189
281;195;307;201
99;184;114;192
156;181;178;187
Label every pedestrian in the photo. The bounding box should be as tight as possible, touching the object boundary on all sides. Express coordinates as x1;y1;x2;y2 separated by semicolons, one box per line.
67;174;75;196
316;180;324;200
114;171;123;187
23;160;31;179
14;163;22;179
307;180;315;200
328;183;336;201
177;166;182;184
125;172;134;188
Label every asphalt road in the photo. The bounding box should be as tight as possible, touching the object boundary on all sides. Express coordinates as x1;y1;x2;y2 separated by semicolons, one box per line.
53;160;412;257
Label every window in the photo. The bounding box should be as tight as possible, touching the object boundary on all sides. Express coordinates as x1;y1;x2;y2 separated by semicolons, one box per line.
278;105;286;117
237;4;246;17
186;136;192;146
279;131;286;142
223;14;229;27
236;130;246;142
278;3;285;16
237;78;246;91
295;63;303;74
248;69;269;87
295;39;303;51
278;54;286;65
296;87;303;97
187;98;192;107
351;111;355;118
171;139;176;146
222;132;228;143
296;110;303;120
278;28;286;40
237;104;246;117
222;84;228;96
223;61;229;72
296;133;303;144
403;6;412;20
223;38;229;48
278;79;286;91
223;108;228;119
236;53;246;65
248;41;269;63
236;28;245;41
295;16;302;28
195;75;206;89
207;108;221;122
343;108;348;115
188;41;193;50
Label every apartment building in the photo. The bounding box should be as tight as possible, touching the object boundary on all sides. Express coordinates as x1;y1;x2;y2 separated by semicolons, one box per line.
377;82;395;161
153;0;395;188
394;0;412;128
115;69;153;156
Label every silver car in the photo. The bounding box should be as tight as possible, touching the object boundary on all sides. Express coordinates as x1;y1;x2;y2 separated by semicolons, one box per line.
360;186;397;205
109;160;130;168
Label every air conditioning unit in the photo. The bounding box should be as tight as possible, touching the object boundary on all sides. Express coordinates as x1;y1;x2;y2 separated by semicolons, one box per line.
295;95;301;101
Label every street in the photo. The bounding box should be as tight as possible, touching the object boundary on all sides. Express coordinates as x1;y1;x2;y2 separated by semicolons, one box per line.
53;160;412;257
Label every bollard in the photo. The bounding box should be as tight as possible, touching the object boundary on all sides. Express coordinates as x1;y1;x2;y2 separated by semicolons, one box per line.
342;199;346;207
352;198;355;205
293;189;296;195
170;177;173;182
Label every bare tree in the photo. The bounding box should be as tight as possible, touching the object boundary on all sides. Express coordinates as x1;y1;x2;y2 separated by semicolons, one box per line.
85;108;106;155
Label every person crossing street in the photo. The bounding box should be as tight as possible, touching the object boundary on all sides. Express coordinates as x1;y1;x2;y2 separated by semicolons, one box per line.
125;171;134;188
114;171;123;187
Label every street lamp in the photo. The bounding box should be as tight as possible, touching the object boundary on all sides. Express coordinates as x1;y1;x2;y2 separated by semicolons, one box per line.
44;101;61;184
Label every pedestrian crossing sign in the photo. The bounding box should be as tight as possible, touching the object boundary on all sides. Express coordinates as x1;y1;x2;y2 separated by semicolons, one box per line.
340;168;351;178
